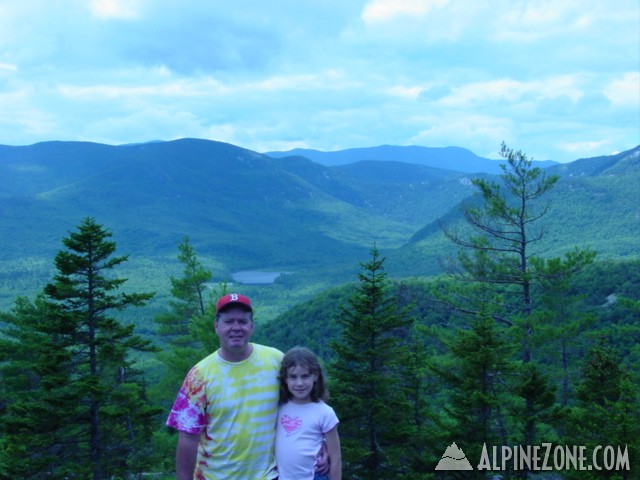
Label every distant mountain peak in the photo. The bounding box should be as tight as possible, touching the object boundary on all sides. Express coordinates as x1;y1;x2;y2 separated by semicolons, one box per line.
264;144;557;174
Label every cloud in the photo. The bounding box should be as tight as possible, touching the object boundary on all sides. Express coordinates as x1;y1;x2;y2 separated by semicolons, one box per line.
408;112;512;155
493;2;581;41
362;0;449;23
559;140;609;155
604;72;640;107
438;76;583;109
56;75;231;100
90;0;141;19
86;108;204;144
0;0;637;162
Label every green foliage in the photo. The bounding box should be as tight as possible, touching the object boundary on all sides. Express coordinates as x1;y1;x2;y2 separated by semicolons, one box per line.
431;314;517;478
446;143;560;317
438;143;600;462
155;236;211;341
147;238;230;471
244;256;639;477
0;296;76;478
151;237;220;407
329;246;418;479
532;249;599;404
396;147;640;279
1;142;638;324
562;339;640;479
0;217;159;479
254;284;354;360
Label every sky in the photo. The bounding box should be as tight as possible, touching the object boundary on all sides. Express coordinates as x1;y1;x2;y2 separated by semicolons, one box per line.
0;0;638;163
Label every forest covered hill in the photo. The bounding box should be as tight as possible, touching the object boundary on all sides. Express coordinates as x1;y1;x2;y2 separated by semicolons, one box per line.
0;139;638;321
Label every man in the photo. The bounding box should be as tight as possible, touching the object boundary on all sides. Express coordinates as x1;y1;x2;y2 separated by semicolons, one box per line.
166;293;283;479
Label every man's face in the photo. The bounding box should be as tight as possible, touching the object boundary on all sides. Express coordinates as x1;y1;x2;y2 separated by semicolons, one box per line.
215;307;254;354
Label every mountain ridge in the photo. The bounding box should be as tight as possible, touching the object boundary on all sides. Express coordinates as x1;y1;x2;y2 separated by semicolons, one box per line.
0;138;638;315
264;144;558;173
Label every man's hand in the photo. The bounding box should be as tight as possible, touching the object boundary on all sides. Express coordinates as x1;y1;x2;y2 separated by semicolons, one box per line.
314;440;330;474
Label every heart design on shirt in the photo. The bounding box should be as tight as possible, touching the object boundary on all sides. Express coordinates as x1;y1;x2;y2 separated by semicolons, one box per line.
281;414;302;434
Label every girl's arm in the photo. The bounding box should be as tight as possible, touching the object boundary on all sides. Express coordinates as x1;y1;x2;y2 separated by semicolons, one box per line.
325;426;342;480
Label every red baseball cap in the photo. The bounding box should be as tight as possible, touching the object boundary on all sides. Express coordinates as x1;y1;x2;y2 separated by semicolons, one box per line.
216;293;253;314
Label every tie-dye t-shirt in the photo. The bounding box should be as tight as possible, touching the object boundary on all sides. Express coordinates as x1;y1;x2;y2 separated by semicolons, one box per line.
166;343;283;480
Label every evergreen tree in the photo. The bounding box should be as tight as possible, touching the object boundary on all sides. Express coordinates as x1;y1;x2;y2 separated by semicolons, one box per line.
329;246;414;479
153;236;219;400
0;296;76;478
442;142;560;363
440;143;593;450
431;287;517;479
154;236;211;345
149;237;225;474
398;320;443;479
532;250;597;405
563;339;639;479
0;217;157;479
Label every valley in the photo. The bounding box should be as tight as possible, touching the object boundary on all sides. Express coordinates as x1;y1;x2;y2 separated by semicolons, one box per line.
0;139;638;325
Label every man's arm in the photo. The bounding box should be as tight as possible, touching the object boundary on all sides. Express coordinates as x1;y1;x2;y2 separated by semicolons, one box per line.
176;431;200;480
325;426;342;480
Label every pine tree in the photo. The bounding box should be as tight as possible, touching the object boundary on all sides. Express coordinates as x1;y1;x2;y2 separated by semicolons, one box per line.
442;142;560;363
430;285;517;479
532;250;597;405
0;217;157;479
563;339;639;480
329;246;414;479
154;236;211;345
440;143;593;449
153;236;218;400
0;296;76;478
149;237;225;474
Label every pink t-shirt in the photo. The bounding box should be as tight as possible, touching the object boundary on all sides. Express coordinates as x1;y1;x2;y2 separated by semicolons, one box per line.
275;400;339;480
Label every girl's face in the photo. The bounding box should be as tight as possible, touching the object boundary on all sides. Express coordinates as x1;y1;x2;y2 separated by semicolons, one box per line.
285;364;318;404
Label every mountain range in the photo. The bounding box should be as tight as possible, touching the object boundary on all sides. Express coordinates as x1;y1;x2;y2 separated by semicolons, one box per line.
265;144;558;173
0;139;638;316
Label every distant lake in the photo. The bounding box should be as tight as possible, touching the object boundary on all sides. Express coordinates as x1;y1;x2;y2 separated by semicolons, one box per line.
231;271;289;284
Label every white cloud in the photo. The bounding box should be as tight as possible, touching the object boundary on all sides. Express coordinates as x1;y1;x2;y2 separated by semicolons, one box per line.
362;0;449;23
559;140;609;154
251;70;353;92
56;77;230;100
387;85;428;99
490;1;621;42
409;113;512;152
438;76;584;108
603;72;640;106
80;108;204;145
90;0;141;19
494;1;566;40
0;0;637;162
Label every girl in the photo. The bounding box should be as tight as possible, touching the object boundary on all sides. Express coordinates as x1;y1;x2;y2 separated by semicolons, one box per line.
276;346;342;480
